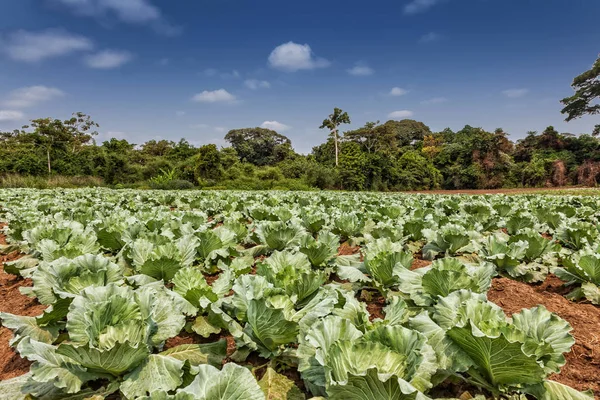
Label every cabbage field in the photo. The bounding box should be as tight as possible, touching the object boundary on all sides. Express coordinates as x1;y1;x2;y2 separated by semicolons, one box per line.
0;189;599;399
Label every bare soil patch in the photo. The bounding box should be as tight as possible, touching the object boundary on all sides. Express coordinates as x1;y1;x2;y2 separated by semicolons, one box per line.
488;277;600;397
0;223;46;380
405;186;597;195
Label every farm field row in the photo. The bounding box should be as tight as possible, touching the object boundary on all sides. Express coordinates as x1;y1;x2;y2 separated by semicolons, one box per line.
0;189;599;399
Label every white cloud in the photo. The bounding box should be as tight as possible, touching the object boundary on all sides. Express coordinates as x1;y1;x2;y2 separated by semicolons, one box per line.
192;89;237;103
175;111;185;116
268;42;330;72
419;32;441;43
244;79;271;90
53;0;180;35
4;86;65;108
421;97;447;104
0;110;25;122
2;29;93;62
389;87;409;96
214;127;227;133
502;89;529;98
347;63;374;76
388;110;414;119
261;121;291;132
84;49;133;69
404;0;443;14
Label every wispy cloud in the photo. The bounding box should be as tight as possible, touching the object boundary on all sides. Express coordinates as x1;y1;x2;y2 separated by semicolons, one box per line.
202;69;240;79
244;79;271;90
268;42;330;72
261;121;290;132
4;86;65;108
502;88;529;98
419;32;441;43
192;89;237;103
404;0;443;15
347;62;374;76
190;123;209;129
388;110;414;119
0;110;25;122
84;49;133;69
175;111;185;116
421;97;447;105
2;29;93;62
53;0;181;36
389;87;409;96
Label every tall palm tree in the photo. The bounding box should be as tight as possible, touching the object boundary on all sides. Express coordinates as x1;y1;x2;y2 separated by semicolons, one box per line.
320;107;351;167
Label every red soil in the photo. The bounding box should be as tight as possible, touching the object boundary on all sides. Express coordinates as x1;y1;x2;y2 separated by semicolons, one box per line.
337;243;361;257
0;223;46;380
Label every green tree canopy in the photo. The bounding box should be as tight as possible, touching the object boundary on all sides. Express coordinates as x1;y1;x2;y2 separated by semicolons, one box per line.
561;54;600;135
224;127;293;166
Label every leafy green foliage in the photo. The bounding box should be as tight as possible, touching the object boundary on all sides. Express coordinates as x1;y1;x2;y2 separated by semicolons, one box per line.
0;189;594;399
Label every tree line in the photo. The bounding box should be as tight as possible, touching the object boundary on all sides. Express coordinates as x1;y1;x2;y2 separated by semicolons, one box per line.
0;54;598;191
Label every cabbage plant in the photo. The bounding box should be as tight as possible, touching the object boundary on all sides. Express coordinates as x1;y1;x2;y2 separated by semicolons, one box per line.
410;290;588;398
0;283;218;399
556;252;600;304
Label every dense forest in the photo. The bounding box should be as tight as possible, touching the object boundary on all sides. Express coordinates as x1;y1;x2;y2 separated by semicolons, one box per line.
0;55;598;191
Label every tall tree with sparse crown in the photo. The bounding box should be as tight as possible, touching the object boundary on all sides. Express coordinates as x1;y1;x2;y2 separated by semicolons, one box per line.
561;54;600;136
320;107;351;167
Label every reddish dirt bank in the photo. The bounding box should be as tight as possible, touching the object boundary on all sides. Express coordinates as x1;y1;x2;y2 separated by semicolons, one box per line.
0;223;46;380
405;186;595;195
488;277;600;397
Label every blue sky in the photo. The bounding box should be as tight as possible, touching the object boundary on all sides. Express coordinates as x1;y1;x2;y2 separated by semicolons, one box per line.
0;0;599;153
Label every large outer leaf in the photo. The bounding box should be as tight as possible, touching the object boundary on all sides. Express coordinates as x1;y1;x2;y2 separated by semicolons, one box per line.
16;338;96;394
179;363;265;400
326;368;431;400
556;254;600;284
0;372;119;400
159;341;227;367
244;299;299;357
140;257;182;281
0;312;60;345
447;324;545;387
136;285;187;346
120;354;186;399
258;367;305;400
56;341;149;376
524;380;595;400
382;296;410;325
409;311;472;372
196;229;227;261
581;282;600;304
